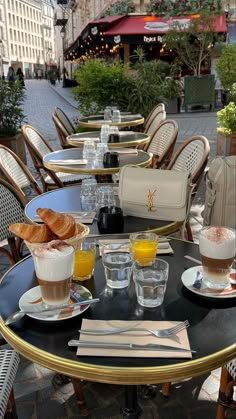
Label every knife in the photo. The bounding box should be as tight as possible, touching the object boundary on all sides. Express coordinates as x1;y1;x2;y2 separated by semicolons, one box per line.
68;340;196;353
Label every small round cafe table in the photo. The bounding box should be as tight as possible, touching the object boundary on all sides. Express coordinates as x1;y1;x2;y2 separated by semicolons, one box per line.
66;131;150;149
24;185;182;237
0;238;235;417
78;115;144;129
43;149;152;176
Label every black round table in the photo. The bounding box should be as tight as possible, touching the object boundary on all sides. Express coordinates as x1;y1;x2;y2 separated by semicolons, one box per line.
0;239;235;417
24;185;182;236
43;149;152;175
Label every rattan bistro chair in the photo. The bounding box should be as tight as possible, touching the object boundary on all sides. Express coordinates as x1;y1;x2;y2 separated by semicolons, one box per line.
144;120;178;169
54;107;76;135
52;114;74;149
144;103;165;132
0;178;27;265
21;125;93;192
216;359;236;419
0;350;20;419
144;109;166;138
0;145;43;197
166;135;210;242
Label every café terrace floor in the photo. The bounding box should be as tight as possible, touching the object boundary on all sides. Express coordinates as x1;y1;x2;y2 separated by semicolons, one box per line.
0;80;234;418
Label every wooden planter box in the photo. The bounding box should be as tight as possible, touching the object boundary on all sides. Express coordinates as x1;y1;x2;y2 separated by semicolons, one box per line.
0;132;27;164
216;131;236;156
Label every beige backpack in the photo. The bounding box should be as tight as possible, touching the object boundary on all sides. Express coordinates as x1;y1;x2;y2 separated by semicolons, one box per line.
203;156;236;228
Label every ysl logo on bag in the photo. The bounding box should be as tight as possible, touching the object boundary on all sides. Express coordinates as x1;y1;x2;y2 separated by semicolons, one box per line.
147;189;157;211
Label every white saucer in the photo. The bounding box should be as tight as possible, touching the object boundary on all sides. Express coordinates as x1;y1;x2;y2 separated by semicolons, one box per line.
19;283;92;321
181;266;236;299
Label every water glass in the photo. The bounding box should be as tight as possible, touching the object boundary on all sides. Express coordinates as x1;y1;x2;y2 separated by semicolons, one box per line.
80;178;97;198
104;106;112;120
73;241;96;281
82;140;96;160
102;248;133;289
95;185;116;211
112;109;121;123
96;143;109;159
108;126;120;143
133;258;169;307
100;124;110;143
130;232;158;262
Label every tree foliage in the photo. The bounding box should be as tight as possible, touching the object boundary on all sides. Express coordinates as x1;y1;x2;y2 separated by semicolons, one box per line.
216;45;236;90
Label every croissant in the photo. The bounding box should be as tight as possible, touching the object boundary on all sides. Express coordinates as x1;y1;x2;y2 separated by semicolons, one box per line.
36;208;77;240
9;223;54;243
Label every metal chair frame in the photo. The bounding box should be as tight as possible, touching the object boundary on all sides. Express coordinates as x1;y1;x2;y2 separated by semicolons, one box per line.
52;114;74;149
0;145;42;197
54;107;75;135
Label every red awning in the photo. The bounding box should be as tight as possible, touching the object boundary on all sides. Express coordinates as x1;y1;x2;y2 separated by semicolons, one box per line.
104;14;227;36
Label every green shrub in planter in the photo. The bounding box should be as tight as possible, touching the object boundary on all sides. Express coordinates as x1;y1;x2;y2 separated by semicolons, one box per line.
0;79;26;137
217;102;236;135
73;59;134;115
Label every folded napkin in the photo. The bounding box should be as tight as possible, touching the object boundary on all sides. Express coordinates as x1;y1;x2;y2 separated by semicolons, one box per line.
119;131;135;137
111;148;138;155
121;114;142;119
98;239;173;256
77;319;191;358
47;159;87;166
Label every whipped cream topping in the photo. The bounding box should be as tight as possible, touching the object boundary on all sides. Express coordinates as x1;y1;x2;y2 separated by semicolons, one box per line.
33;240;74;281
200;227;236;259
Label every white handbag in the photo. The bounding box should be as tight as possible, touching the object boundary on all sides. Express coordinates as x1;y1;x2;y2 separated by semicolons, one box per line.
118;166;193;222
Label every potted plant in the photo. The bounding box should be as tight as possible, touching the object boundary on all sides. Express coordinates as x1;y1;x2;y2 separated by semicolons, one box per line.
0;79;26;162
160;77;179;113
216;102;236;156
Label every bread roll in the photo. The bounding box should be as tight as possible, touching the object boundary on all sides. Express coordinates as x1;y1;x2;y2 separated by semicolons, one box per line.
36;208;77;239
9;223;54;243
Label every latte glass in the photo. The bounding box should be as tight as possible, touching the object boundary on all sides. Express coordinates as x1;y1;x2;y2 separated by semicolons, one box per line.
199;226;236;289
33;241;75;307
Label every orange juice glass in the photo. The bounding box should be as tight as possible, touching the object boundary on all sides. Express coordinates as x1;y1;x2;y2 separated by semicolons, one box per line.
73;241;96;281
130;232;158;262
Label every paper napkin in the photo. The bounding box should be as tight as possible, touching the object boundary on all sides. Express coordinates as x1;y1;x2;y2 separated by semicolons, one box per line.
98;239;174;256
77;319;191;358
111;148;138;154
47;159;87;166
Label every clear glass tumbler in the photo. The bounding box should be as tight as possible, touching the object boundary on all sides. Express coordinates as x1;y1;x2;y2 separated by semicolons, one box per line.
102;247;133;289
133;258;169;307
95;185;116;212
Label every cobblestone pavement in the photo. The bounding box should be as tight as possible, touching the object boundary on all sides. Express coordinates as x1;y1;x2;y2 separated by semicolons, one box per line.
1;80;231;419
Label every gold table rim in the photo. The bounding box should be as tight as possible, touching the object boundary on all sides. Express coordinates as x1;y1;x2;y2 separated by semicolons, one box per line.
78;117;145;129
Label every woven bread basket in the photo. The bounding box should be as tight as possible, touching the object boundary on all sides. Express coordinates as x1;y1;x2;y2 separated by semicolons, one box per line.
25;223;90;254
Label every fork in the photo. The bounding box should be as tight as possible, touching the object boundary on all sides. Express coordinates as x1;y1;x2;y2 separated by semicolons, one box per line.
79;320;190;339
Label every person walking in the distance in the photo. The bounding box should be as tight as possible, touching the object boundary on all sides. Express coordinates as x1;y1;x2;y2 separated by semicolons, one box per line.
56;68;61;83
16;68;25;87
7;66;16;83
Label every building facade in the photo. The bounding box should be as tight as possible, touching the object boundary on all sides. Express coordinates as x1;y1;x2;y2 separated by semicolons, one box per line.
0;0;55;78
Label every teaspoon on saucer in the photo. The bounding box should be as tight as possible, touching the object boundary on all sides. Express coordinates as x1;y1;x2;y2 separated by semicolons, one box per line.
5;298;100;325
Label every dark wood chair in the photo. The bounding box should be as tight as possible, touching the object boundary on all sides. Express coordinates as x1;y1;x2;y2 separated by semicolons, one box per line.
144;119;178;169
216;359;236;419
144;103;165;132
52;114;74;149
143;109;166;138
21;124;93;192
54;107;76;135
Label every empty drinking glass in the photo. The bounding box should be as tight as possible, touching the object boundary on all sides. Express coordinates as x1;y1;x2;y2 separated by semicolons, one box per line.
96;143;109;159
112;109;121;123
100;124;110;143
95;185;116;212
104;106;112;120
108;126;120;143
133;258;169;307
80;178;97;198
82;140;96;160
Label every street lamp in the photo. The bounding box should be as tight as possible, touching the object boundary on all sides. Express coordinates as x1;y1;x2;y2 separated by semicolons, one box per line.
60;26;66;87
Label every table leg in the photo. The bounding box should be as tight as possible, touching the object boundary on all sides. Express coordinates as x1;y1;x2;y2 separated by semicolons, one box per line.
121;385;142;419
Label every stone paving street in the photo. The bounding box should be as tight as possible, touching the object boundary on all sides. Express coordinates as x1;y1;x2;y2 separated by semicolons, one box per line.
0;80;233;419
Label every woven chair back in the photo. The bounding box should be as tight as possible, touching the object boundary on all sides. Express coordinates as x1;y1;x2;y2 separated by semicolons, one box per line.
167;135;210;184
52;114;72;149
145;103;165;131
0;350;20;418
22;125;53;162
54;107;75;135
144;110;166;137
0;146;30;189
146;120;178;168
0;179;26;242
